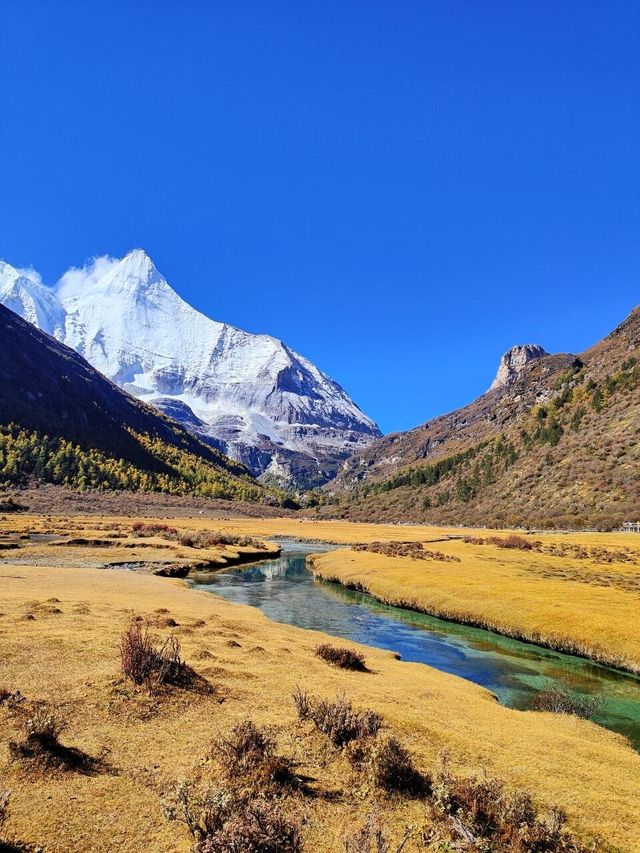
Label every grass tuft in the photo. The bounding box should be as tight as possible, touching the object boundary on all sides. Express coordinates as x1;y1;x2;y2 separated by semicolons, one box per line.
531;678;603;720
293;691;381;748
8;705;105;774
212;719;300;791
120;619;209;693
315;644;368;671
164;780;303;853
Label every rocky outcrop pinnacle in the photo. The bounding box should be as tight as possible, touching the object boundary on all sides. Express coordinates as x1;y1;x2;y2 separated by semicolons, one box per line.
489;344;548;391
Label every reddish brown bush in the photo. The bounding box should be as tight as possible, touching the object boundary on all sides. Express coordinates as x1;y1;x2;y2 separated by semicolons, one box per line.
200;800;303;853
367;737;429;796
353;540;460;562
491;534;538;550
214;719;275;775
132;522;178;537
120;619;202;691
120;620;159;685
432;759;590;851
212;719;298;791
316;644;368;671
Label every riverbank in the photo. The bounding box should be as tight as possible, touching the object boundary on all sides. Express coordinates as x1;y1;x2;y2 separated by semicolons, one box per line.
2;515;640;850
0;558;639;851
310;535;640;675
0;515;281;577
192;543;640;745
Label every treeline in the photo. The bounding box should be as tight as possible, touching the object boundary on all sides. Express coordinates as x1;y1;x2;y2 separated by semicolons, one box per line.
0;425;291;505
374;442;491;492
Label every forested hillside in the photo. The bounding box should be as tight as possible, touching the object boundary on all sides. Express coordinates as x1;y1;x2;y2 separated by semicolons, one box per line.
0;304;289;505
321;306;640;529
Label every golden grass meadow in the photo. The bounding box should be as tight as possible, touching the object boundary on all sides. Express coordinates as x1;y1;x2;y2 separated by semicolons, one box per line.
0;513;639;851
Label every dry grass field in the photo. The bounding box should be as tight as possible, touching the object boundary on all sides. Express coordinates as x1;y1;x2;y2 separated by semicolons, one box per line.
1;514;639;851
310;532;640;674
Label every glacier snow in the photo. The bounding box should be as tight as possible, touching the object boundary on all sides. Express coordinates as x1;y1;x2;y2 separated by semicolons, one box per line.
0;250;381;487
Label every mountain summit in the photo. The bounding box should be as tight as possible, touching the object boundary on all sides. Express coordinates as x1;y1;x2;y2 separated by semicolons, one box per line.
1;251;381;487
489;344;548;391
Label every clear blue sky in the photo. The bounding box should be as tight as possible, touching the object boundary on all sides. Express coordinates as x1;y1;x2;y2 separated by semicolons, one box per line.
1;1;638;434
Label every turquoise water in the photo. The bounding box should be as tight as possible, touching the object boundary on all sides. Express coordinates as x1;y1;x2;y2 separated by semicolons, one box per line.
190;542;640;746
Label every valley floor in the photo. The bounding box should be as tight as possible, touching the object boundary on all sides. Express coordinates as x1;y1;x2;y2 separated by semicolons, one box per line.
0;514;639;851
308;528;640;675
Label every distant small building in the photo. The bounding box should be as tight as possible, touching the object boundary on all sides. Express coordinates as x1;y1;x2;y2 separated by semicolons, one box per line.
622;521;640;533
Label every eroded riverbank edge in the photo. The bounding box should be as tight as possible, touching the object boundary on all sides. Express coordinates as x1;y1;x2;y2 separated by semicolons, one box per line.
308;549;640;677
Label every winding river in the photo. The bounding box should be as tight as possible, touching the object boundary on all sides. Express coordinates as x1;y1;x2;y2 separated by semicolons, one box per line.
190;540;640;746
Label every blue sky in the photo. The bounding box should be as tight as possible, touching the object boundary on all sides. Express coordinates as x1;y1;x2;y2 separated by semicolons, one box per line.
1;1;638;434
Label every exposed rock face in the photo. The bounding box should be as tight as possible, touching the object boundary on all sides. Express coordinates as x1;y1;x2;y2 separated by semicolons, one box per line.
0;251;381;488
489;344;548;391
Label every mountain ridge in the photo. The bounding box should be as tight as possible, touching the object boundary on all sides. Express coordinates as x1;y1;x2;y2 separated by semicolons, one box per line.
0;302;288;505
0;251;381;489
321;304;640;529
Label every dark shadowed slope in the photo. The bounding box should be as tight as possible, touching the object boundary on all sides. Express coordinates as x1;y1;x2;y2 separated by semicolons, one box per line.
0;303;285;503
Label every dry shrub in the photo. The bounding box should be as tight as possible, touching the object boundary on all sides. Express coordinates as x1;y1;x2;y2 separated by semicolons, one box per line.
316;643;368;672
0;688;24;706
18;705;65;753
120;619;206;692
0;789;9;832
177;530;266;550
353;541;424;559
366;737;430;796
293;690;381;747
343;811;389;853
164;781;302;853
464;534;541;550
120;620;159;685
213;720;298;791
200;799;302;853
431;757;590;852
8;705;102;773
422;549;461;562
531;678;602;720
132;522;178;537
292;686;312;720
353;541;459;562
488;534;538;550
465;534;637;565
543;542;636;564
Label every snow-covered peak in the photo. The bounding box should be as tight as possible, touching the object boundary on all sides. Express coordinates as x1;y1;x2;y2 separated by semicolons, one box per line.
98;249;164;293
59;249;177;307
1;249;381;486
0;260;66;336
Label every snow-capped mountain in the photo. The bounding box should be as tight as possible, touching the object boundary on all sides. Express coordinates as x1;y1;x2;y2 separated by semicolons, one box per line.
0;250;381;487
0;261;66;338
